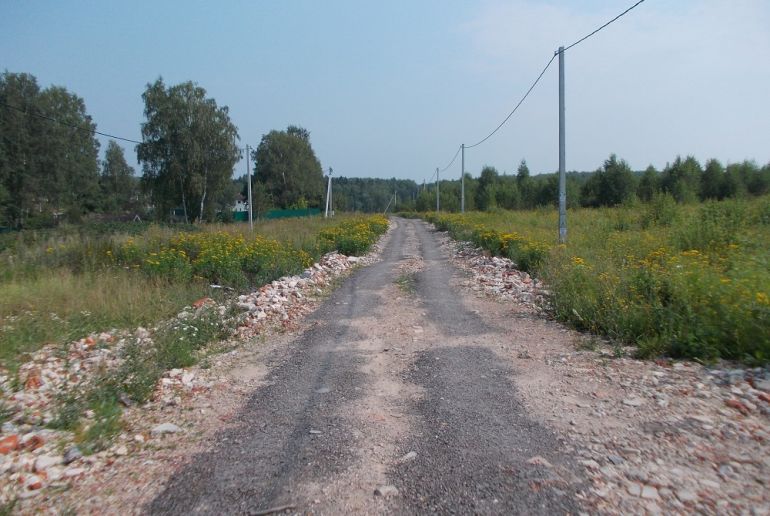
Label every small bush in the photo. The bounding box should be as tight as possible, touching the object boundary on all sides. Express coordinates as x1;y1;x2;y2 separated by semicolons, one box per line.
640;192;678;229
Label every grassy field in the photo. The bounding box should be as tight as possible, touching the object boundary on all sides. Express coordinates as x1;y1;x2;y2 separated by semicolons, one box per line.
425;195;770;363
0;214;388;371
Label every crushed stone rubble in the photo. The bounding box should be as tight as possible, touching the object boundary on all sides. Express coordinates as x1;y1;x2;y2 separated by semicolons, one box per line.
440;229;770;515
0;244;384;507
449;240;549;310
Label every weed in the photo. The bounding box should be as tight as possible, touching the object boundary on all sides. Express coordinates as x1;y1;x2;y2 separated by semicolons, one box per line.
49;390;84;431
76;396;122;454
0;499;16;516
575;336;598;352
0;401;12;426
395;272;417;294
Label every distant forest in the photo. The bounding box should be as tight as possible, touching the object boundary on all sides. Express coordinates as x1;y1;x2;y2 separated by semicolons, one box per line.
2;71;769;229
262;154;769;214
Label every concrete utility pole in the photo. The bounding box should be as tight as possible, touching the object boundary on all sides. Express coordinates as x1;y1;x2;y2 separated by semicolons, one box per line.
461;144;465;213
435;167;440;212
383;192;394;214
325;167;333;218
558;46;567;244
246;144;253;231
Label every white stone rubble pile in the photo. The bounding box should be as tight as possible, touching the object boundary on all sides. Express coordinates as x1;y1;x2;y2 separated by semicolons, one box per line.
232;252;367;340
450;240;548;310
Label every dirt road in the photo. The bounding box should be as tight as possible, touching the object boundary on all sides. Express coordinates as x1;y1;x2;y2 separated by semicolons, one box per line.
148;218;586;514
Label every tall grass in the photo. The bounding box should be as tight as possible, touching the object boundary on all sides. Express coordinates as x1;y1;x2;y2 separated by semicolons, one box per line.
0;214;388;370
426;196;770;363
0;269;212;370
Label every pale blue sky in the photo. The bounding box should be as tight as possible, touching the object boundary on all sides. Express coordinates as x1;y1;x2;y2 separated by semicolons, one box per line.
2;1;769;181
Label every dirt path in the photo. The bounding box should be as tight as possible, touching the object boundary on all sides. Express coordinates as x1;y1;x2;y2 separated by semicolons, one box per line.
147;218;586;514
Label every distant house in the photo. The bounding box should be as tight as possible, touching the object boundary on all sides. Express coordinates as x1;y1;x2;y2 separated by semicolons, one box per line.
233;194;249;221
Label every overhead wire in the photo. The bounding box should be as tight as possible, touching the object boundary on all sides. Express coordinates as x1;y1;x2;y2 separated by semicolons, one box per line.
2;100;249;155
563;0;646;52
2;101;143;145
464;54;556;149
439;144;462;172
435;0;647;168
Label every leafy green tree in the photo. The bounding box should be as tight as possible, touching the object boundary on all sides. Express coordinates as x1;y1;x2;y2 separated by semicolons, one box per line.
700;158;726;200
1;72;101;226
137;78;241;223
251;125;324;209
416;188;435;212
37;86;101;219
752;163;770;196
723;163;748;199
580;154;637;207
461;173;478;211
637;165;660;202
475;166;499;211
516;159;533;208
495;176;521;210
100;141;137;213
532;174;558;207
0;72;42;227
661;156;702;203
730;160;769;197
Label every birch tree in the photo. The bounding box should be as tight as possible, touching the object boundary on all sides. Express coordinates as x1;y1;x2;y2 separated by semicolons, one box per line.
137;78;240;222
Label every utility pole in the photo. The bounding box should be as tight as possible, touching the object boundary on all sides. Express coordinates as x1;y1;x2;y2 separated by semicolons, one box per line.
383;192;394;214
557;46;567;244
461;144;465;213
246;144;253;231
324;167;333;218
435;167;440;212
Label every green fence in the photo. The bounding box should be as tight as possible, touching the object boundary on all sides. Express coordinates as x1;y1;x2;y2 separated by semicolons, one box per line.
232;208;321;221
264;208;321;220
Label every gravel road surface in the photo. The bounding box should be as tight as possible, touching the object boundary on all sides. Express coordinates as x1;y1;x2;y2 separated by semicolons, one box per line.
148;218;585;515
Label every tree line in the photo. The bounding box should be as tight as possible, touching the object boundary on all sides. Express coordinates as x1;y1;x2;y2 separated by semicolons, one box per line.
406;155;769;213
1;71;329;228
3;70;768;228
288;155;769;215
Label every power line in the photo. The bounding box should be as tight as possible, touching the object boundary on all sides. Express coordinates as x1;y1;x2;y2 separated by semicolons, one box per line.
2;100;143;145
2;100;249;155
439;144;462;172
437;0;646;163
465;54;556;149
564;0;646;52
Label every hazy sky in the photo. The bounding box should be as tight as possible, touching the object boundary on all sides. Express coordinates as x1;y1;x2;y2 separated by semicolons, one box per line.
2;0;769;181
